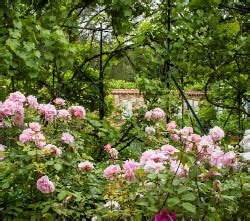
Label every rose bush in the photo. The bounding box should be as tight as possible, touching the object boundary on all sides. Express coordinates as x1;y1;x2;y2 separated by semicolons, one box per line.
0;92;248;220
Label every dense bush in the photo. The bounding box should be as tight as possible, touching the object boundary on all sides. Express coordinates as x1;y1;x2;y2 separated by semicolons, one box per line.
0;92;248;220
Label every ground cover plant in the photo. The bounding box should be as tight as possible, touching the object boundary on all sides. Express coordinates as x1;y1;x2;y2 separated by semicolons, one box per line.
0;92;248;220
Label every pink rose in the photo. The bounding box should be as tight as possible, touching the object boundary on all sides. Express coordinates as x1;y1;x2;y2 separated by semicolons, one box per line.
145;111;152;121
8;91;26;104
209;126;225;141
68;106;86;118
123;159;138;181
222;151;236;167
104;144;112;152
29;122;41;131
0;144;6;161
19;129;35;143
32;133;46;148
166;121;177;132
26;95;38;109
145;126;155;135
38;104;57;122
104;165;121;179
78;161;95;171
54;98;65;106
36;175;55;193
61;132;74;144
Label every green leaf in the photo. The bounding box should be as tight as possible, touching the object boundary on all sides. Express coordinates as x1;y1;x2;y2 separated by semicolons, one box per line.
167;197;180;207
54;163;62;171
181;193;196;201
41;205;51;213
57;190;68;201
182;202;196;213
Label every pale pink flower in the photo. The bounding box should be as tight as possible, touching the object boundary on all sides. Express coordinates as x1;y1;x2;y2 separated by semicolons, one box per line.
78;161;95;171
0;121;5;128
61;132;74;144
29;122;41;131
170;160;189;177
166;121;177;132
32;133;46;148
222;151;236;167
68;106;86;118
0;100;17;117
151;108;166;121
26;95;38;109
36;175;55;193
144;161;165;173
140;149;157;165
57;109;71;121
54;147;62;156
104;164;121;179
145;126;155;135
19;128;35;143
8;91;26;104
104;144;112;152
43;144;56;150
123;159;138;181
160;144;179;155
38;104;57;122
54;98;65;106
145;111;152;121
209;126;225;141
209;149;224;167
170;133;180;142
13;108;24;127
179;126;193;139
0;144;6;161
189;134;201;143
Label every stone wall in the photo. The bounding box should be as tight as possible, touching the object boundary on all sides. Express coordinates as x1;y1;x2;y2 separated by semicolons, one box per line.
111;89;205;112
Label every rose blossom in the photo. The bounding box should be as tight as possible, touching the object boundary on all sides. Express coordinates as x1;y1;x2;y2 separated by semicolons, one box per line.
170;134;180;142
26;95;38;109
209;126;225;141
54;98;65;106
160;144;179;155
166;121;177;132
222;151;236;167
123;159;138;181
155;210;176;221
104;164;121;179
32;133;46;148
61;132;74;144
170;160;189;177
145;126;155;135
68;106;86;118
152;108;166;121
8;91;26;104
78;161;95;171
57;109;71;120
145;111;152;121
38;104;57;122
144;161;165;173
29;122;41;131
0;144;6;161
19;128;35;143
36;175;55;193
104;144;112;152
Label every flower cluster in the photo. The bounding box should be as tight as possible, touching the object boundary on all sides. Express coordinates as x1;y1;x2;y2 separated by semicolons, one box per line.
145;108;166;121
0;91;26;127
